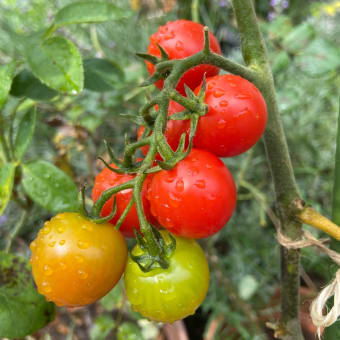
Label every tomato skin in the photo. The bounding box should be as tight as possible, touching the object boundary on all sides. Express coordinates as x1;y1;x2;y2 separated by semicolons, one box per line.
147;149;237;238
147;20;221;95
193;74;268;157
91;165;153;238
30;212;127;307
137;101;189;159
124;231;210;323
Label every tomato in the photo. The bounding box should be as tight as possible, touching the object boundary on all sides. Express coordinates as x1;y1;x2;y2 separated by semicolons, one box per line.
92;165;154;237
30;212;127;307
147;20;222;95
193;74;268;157
137;100;189;159
147;149;237;238
124;231;210;323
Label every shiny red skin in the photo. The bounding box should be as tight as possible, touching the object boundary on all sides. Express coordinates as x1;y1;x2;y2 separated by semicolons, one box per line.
146;20;222;95
147;149;237;238
92;165;153;238
137;101;189;160
193;74;268;157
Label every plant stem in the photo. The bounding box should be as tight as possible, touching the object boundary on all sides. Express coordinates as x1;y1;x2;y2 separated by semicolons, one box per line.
232;1;304;338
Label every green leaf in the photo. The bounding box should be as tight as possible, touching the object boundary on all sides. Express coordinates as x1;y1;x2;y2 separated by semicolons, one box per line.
0;252;55;338
117;322;143;340
14;106;36;160
0;61;16;110
282;22;315;53
0;163;16;215
54;1;130;28
10;69;57;101
22;160;79;213
296;39;340;77
84;58;124;92
25;36;83;94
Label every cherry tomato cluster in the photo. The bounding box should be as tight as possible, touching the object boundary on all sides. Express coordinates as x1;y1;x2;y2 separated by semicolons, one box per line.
30;19;267;324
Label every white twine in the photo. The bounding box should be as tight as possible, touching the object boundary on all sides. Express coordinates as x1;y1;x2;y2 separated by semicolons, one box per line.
276;229;340;338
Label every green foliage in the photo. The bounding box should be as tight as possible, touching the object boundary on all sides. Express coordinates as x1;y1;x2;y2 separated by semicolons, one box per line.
0;251;55;338
0;163;16;215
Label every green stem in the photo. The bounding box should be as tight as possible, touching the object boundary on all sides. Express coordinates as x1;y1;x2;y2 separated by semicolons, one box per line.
191;0;200;22
232;1;303;339
91;180;135;216
0;120;11;162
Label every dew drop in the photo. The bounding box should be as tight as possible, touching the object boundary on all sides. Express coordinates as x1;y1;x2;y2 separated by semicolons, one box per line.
169;192;181;208
213;90;224;98
175;41;184;51
42;225;51;235
165;174;176;183
82;224;93;232
235;93;251;99
77;241;89;249
162;203;170;209
195;179;206;189
206;163;212;169
165;217;174;228
217;119;227;130
219;100;229;107
75;255;84;263
30;241;37;251
57;226;65;233
48;241;56;247
229;82;237;88
175;179;184;192
150;205;158;217
78;270;88;280
187;166;199;176
41;281;51;293
59;239;66;246
44;265;53;276
29;258;33;264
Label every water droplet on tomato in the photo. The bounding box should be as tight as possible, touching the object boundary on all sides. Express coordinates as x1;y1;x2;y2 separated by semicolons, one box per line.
82;224;93;232
195;179;206;189
44;265;53;276
41;281;51;293
30;241;37;250
48;241;56;247
175;41;184;51
59;240;66;246
57;226;65;233
235;93;251;99
229;82;237;88
220;100;229;107
217;119;226;129
162;203;170;209
60;262;66;269
78;270;88;280
175;179;184;192
165;174;176;183
165;217;174;228
206;163;212;169
42;225;51;235
213;90;224;98
187;166;199;176
77;241;89;249
169;192;181;208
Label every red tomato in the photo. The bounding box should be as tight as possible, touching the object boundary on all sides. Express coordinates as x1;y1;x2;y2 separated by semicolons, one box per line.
146;20;222;95
193;74;268;157
147;149;237;238
92;165;154;238
137;100;189;159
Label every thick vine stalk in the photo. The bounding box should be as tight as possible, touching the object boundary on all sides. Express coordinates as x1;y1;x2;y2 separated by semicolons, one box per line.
231;1;304;338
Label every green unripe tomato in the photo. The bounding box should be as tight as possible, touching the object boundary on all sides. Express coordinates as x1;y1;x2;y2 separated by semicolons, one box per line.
124;231;210;323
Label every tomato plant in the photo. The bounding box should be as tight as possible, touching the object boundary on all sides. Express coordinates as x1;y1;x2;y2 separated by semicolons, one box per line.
146;19;222;95
124;231;210;323
147;149;237;238
92;165;154;237
193;74;268;157
30;212;127;307
137;100;189;159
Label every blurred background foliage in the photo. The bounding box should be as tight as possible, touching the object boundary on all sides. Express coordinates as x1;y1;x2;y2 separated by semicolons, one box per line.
0;0;340;339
